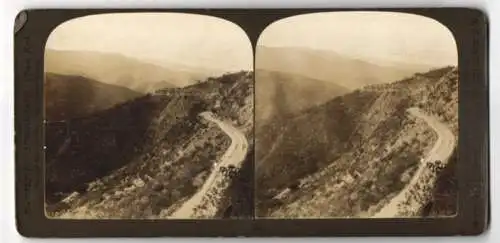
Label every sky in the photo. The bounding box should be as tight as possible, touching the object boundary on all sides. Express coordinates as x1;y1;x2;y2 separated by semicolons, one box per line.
46;12;458;72
257;11;458;67
46;13;253;72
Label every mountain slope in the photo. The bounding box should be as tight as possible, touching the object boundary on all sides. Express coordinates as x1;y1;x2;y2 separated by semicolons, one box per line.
45;71;254;219
255;69;350;122
256;66;458;218
256;46;433;90
45;49;212;92
44;72;143;121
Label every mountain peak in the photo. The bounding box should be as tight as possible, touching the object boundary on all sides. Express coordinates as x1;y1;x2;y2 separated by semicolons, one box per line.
44;49;214;92
256;45;434;90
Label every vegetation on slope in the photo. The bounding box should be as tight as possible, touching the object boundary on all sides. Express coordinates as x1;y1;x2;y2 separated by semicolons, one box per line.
46;71;254;219
256;66;458;218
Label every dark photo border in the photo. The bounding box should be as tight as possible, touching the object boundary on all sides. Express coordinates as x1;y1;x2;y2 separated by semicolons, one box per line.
15;8;489;237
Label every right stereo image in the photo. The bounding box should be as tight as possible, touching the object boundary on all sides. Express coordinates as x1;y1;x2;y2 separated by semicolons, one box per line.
254;11;458;219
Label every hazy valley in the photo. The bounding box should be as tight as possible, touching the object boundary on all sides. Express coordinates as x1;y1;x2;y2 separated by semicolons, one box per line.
255;46;433;124
45;49;218;93
44;72;143;121
256;46;433;90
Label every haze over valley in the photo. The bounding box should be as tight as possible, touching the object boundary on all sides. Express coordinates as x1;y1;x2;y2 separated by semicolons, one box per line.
45;49;219;92
255;45;437;122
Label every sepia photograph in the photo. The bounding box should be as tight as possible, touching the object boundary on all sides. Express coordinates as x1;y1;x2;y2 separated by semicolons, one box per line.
14;8;489;237
44;13;254;220
255;12;459;218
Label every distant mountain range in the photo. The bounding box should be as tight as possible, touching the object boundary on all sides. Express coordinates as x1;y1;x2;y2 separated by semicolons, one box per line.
256;46;434;90
256;69;350;122
44;72;143;121
254;46;436;123
45;49;216;93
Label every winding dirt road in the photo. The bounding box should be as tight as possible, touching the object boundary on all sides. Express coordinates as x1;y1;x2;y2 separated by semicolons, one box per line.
372;107;456;218
169;112;248;218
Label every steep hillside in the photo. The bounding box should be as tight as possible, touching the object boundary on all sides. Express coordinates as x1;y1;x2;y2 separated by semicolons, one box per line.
255;69;349;123
256;66;458;218
44;73;143;121
45;49;212;92
256;46;432;90
45;71;254;219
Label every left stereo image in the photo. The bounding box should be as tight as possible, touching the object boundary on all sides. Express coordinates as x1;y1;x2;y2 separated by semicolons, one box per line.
43;13;255;220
